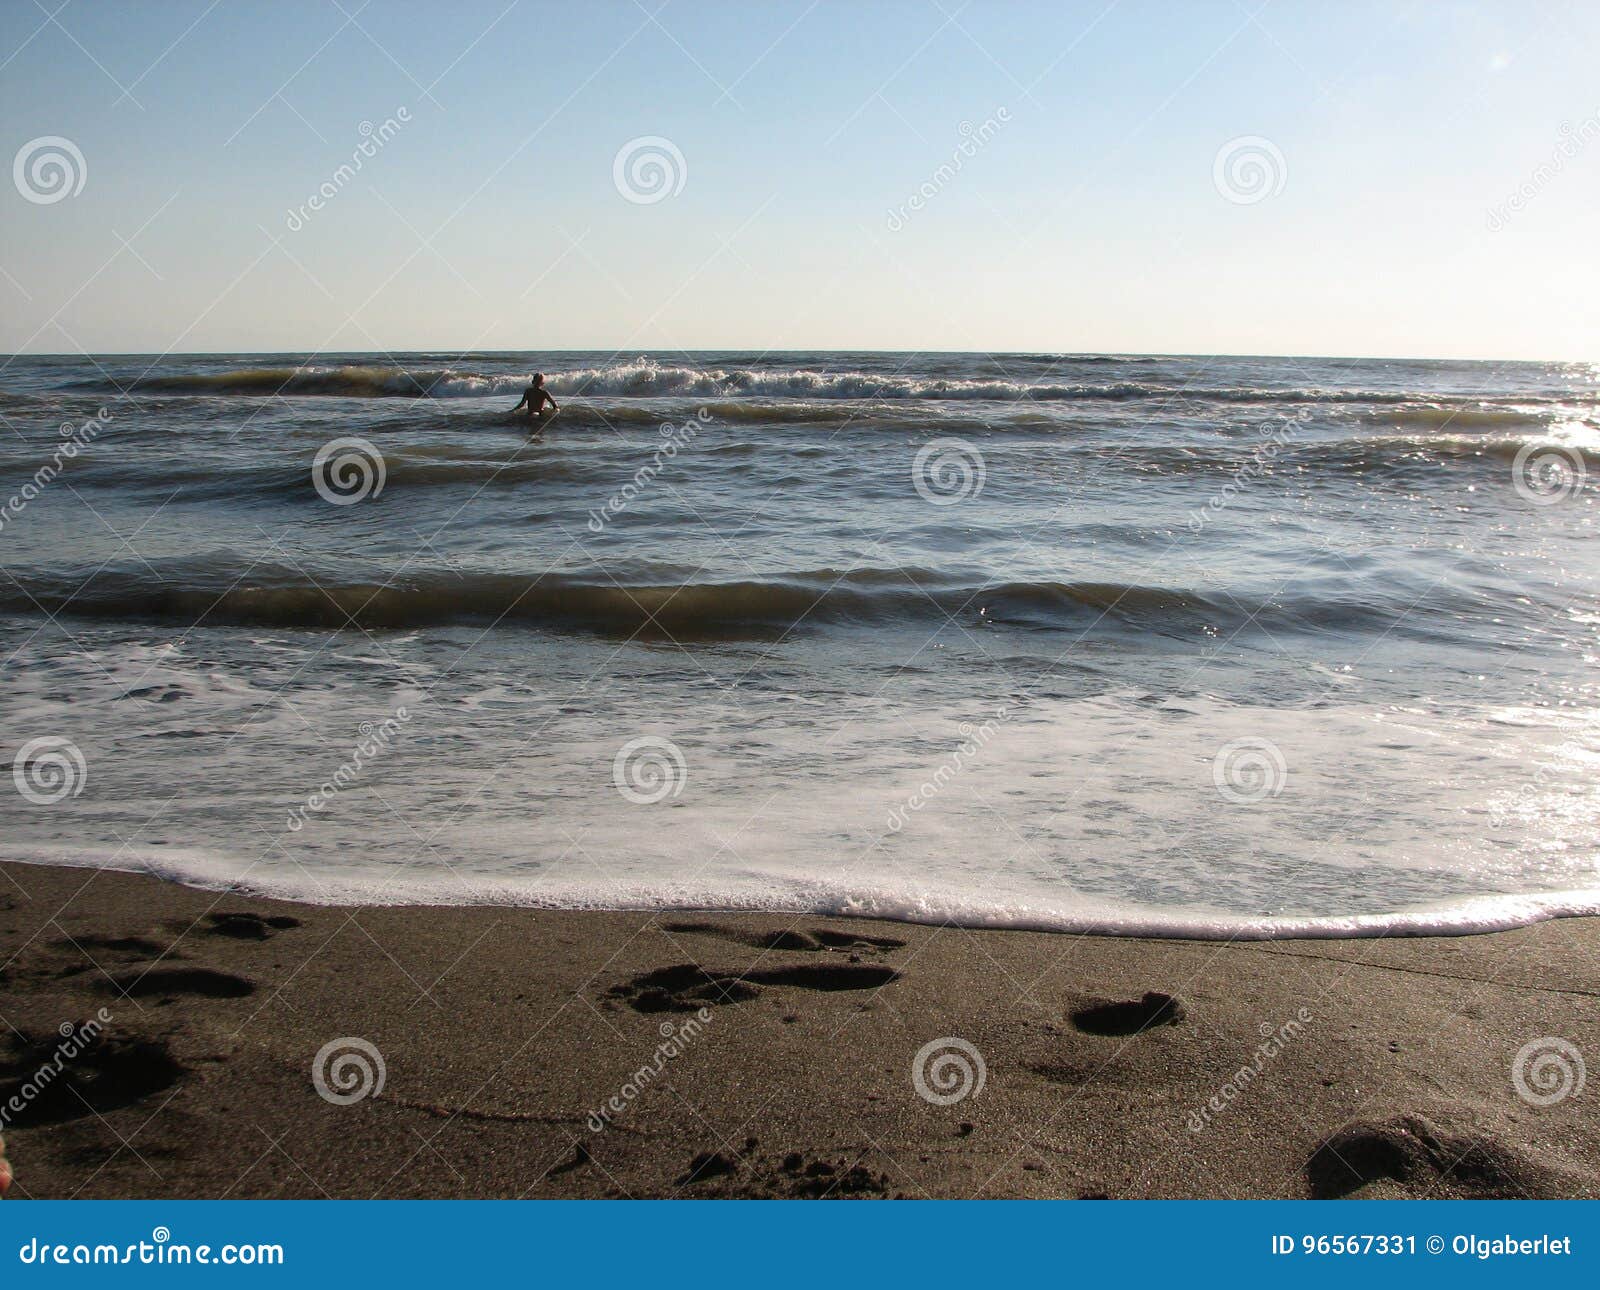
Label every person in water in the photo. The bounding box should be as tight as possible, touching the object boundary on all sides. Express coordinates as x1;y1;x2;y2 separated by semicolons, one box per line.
511;373;559;418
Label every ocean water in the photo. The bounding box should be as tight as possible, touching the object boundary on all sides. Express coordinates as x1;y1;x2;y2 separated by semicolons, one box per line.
1;350;1597;937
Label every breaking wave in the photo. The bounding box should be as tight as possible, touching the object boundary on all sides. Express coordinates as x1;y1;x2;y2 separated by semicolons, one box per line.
81;360;1514;406
8;846;1600;940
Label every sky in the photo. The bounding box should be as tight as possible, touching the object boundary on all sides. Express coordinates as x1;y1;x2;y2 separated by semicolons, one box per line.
2;0;1599;360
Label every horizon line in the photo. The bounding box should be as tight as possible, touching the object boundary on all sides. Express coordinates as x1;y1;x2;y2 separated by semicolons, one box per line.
4;347;1588;366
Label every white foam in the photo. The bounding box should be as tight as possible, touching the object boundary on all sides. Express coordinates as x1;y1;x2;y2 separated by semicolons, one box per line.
6;844;1598;942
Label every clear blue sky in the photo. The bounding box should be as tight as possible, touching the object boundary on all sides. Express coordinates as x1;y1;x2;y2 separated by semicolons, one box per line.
3;0;1597;359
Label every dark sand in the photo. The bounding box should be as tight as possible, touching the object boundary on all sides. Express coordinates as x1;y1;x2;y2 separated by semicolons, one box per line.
1;860;1596;1199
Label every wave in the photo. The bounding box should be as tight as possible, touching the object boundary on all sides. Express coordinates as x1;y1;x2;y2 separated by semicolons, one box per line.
93;365;482;399
1371;404;1597;431
0;563;1478;640
79;360;1522;406
1025;433;1599;479
1348;432;1600;468
7;847;1599;940
32;427;1594;502
0;390;56;410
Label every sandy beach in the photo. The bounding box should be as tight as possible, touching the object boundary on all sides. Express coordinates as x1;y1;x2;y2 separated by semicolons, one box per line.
1;859;1594;1200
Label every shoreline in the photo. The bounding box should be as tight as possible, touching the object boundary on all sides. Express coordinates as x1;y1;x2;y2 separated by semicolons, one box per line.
2;859;1596;1199
8;850;1599;943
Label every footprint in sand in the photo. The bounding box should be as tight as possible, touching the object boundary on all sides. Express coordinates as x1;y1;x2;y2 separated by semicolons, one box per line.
49;935;178;981
52;933;170;958
676;1143;894;1197
0;1030;184;1128
205;912;301;941
98;966;256;1000
810;929;906;950
661;922;906;954
1070;991;1186;1036
1305;1115;1572;1199
607;961;900;1013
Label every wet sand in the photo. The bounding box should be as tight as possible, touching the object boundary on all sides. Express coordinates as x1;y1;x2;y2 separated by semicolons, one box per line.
1;860;1596;1199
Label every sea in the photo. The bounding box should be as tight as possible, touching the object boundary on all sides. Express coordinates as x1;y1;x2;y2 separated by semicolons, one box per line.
1;350;1597;937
